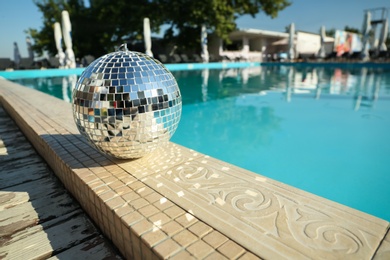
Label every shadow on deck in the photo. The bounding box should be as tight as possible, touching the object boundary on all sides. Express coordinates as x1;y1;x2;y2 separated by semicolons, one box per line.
0;106;123;259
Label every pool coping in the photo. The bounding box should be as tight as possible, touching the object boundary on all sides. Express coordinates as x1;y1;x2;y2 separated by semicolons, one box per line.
0;78;389;259
2;60;390;80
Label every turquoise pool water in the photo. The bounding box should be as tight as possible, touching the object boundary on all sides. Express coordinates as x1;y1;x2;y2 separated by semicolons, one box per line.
10;64;390;221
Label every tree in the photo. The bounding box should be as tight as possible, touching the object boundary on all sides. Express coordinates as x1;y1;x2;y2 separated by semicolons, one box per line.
344;26;359;34
27;0;91;57
157;0;291;52
28;0;291;58
325;28;336;37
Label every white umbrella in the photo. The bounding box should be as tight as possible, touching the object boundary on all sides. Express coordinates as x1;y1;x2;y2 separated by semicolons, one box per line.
61;10;76;68
143;17;153;57
201;25;209;63
318;26;326;58
361;11;371;61
26;36;34;59
54;22;65;67
13;42;21;67
379;18;388;52
288;23;295;60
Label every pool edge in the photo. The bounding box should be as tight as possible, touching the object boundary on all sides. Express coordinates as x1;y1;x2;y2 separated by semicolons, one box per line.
0;78;389;259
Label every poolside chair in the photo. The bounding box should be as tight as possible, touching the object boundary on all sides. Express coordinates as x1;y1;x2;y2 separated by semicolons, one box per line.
192;54;203;63
18;58;35;70
0;58;13;70
209;54;221;62
170;54;182;63
81;55;95;67
34;58;49;69
48;57;60;68
180;54;191;63
157;54;169;63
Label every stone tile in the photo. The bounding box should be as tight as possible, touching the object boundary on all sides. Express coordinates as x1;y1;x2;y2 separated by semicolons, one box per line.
108;180;125;191
148;212;171;227
135;186;154;197
217;240;246;259
238;252;262;260
122;191;141;203
170;250;196;260
139;204;160;218
140;242;153;260
160;221;184;237
99;189;117;202
137;142;202;173
92;183;111;195
144;192;163;204
173;229;198;247
130;198;150;210
121;211;143;226
153;197;173;211
175;212;197;228
204;251;229;260
142;229;168;248
153;238;182;259
188;221;212;238
120;175;137;185
106;196;126;210
115;185;132;196
187;240;214;259
203;231;229;249
128;181;146;191
164;205;185;219
122;223;132;244
102;176;118;185
130;231;142;260
132;219;154;237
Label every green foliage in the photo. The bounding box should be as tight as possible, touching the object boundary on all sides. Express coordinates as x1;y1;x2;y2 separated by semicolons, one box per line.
28;0;290;58
325;28;336;37
344;26;359;34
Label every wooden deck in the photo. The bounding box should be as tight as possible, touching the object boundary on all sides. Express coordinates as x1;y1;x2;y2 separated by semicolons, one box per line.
0;106;123;259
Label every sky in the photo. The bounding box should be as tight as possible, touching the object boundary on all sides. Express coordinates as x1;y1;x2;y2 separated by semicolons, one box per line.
0;0;389;59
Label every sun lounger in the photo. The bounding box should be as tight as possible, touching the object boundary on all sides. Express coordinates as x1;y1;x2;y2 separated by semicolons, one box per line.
0;58;13;70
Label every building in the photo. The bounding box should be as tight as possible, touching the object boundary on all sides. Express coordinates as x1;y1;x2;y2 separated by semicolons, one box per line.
208;28;334;62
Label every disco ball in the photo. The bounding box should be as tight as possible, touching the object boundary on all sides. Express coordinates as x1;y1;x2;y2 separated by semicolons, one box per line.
72;45;182;159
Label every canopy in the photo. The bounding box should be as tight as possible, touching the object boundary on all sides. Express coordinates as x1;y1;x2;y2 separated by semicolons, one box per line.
201;25;209;63
61;10;76;68
143;18;153;57
54;22;65;67
288;23;295;60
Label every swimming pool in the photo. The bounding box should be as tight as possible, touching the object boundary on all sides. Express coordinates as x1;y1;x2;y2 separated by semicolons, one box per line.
9;63;390;221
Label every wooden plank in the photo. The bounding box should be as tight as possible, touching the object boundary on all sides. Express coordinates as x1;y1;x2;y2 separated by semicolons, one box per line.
0;141;32;155
0;164;49;189
0;149;37;163
0;191;80;237
0;156;43;173
0;178;60;210
0;123;18;134
48;235;123;260
0;213;100;260
1;210;83;247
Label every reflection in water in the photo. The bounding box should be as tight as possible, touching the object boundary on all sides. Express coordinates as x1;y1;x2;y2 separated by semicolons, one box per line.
172;65;390;111
12;74;78;103
12;66;390;109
